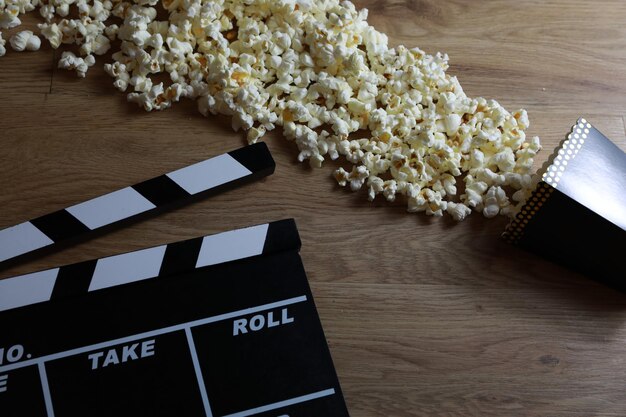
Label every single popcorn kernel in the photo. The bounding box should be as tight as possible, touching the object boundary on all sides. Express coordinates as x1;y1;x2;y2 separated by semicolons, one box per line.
162;0;176;9
379;132;392;143
232;71;248;87
282;109;295;123
225;30;237;42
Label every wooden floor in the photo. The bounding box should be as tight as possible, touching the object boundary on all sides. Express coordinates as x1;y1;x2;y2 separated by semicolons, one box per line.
2;1;626;415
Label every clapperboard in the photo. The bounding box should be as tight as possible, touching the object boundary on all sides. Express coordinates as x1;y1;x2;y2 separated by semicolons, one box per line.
0;145;350;416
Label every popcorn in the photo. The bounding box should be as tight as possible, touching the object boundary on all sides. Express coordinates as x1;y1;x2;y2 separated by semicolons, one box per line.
446;202;472;222
0;5;21;29
40;4;55;22
104;61;130;91
482;186;510;218
3;0;542;222
58;51;95;77
38;23;62;49
56;3;70;17
9;30;40;51
0;32;5;56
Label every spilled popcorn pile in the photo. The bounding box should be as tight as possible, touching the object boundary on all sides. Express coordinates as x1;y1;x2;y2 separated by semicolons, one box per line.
0;0;542;220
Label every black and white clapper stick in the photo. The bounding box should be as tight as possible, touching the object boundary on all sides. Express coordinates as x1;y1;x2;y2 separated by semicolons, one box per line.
0;142;275;267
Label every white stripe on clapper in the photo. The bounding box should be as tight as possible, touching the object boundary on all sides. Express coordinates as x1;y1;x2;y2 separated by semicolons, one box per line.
196;224;269;268
66;187;156;230
0;221;54;263
222;388;337;417
185;328;214;417
88;245;167;292
166;154;252;195
0;269;59;313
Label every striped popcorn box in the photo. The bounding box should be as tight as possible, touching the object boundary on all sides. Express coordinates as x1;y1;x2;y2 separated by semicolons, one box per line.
503;119;626;290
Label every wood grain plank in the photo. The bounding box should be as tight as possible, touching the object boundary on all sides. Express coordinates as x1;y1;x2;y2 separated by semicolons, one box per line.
0;15;54;94
1;1;625;416
316;283;626;417
358;0;626;113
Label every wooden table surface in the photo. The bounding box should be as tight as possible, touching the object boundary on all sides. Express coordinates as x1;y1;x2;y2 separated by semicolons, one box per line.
1;1;626;415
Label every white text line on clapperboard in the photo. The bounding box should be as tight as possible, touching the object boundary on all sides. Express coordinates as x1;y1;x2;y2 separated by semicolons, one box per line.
233;308;295;336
